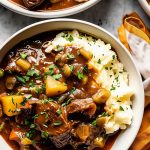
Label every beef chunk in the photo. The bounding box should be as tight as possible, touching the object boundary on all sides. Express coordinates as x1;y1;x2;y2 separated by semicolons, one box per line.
50;130;72;148
5;60;23;74
22;0;45;9
67;98;96;117
34;102;71;136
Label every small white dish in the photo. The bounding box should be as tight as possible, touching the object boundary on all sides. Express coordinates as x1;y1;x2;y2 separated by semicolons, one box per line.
0;0;101;18
138;0;150;17
0;18;144;150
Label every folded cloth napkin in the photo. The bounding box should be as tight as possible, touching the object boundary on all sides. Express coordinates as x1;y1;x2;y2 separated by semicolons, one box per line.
118;12;150;150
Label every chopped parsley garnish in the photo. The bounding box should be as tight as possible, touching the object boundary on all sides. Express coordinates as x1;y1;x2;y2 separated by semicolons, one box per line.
41;131;49;139
26;94;32;99
83;65;88;73
17;75;30;84
67;35;74;42
110;85;116;91
62;98;73;107
42;98;54;104
27;68;40;77
52;74;62;80
112;55;116;60
54;121;62;126
91;120;97;126
23;76;30;81
24;119;30;125
49;65;56;69
27;68;36;77
16;76;26;84
97;59;101;64
66;53;75;60
30;124;36;129
41;83;46;92
45;65;56;77
119;106;124;111
32;114;39;119
56;108;62;115
26;130;35;139
56;45;64;52
20;98;27;106
69;65;74;71
77;71;84;80
45;113;49;119
8;109;18;113
32;140;37;145
101;112;108;117
20;53;28;59
115;76;119;82
29;80;34;87
117;100;121;102
40;112;48;119
62;33;74;42
35;86;39;94
105;67;108;70
12;98;15;105
45;71;53;76
69;87;76;94
0;122;5;131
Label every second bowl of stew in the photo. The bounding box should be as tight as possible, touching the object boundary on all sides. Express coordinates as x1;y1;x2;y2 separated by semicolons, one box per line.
0;19;144;150
0;0;101;18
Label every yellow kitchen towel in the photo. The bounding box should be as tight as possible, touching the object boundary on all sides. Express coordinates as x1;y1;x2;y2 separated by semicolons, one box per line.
118;12;150;150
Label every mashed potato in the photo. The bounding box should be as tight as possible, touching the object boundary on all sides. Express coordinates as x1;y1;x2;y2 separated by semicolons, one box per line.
45;30;134;134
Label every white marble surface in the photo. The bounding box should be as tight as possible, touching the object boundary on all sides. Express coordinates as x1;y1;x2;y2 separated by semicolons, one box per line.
0;0;150;45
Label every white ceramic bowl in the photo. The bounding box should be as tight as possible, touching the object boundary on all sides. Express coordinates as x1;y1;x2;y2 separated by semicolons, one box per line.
138;0;150;17
0;19;144;150
0;0;101;18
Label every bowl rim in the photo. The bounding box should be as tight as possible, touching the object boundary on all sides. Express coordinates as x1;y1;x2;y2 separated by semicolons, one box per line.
0;18;144;149
0;0;101;18
138;0;150;17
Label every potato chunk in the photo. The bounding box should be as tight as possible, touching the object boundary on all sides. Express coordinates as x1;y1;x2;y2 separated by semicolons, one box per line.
0;95;27;116
76;124;90;141
94;136;105;148
79;48;93;60
92;88;110;104
63;64;72;77
46;76;67;97
16;58;31;71
96;117;107;128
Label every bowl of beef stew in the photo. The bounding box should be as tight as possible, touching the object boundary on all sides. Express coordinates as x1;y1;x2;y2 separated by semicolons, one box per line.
0;0;101;18
0;19;144;150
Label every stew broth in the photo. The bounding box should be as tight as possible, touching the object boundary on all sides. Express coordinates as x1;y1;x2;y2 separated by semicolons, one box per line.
0;31;119;150
9;0;83;11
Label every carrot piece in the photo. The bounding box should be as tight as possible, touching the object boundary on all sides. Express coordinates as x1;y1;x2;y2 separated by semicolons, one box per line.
16;58;31;71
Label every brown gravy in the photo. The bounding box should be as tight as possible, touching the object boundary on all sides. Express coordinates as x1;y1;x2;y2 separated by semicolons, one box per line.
0;31;119;150
9;0;81;11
